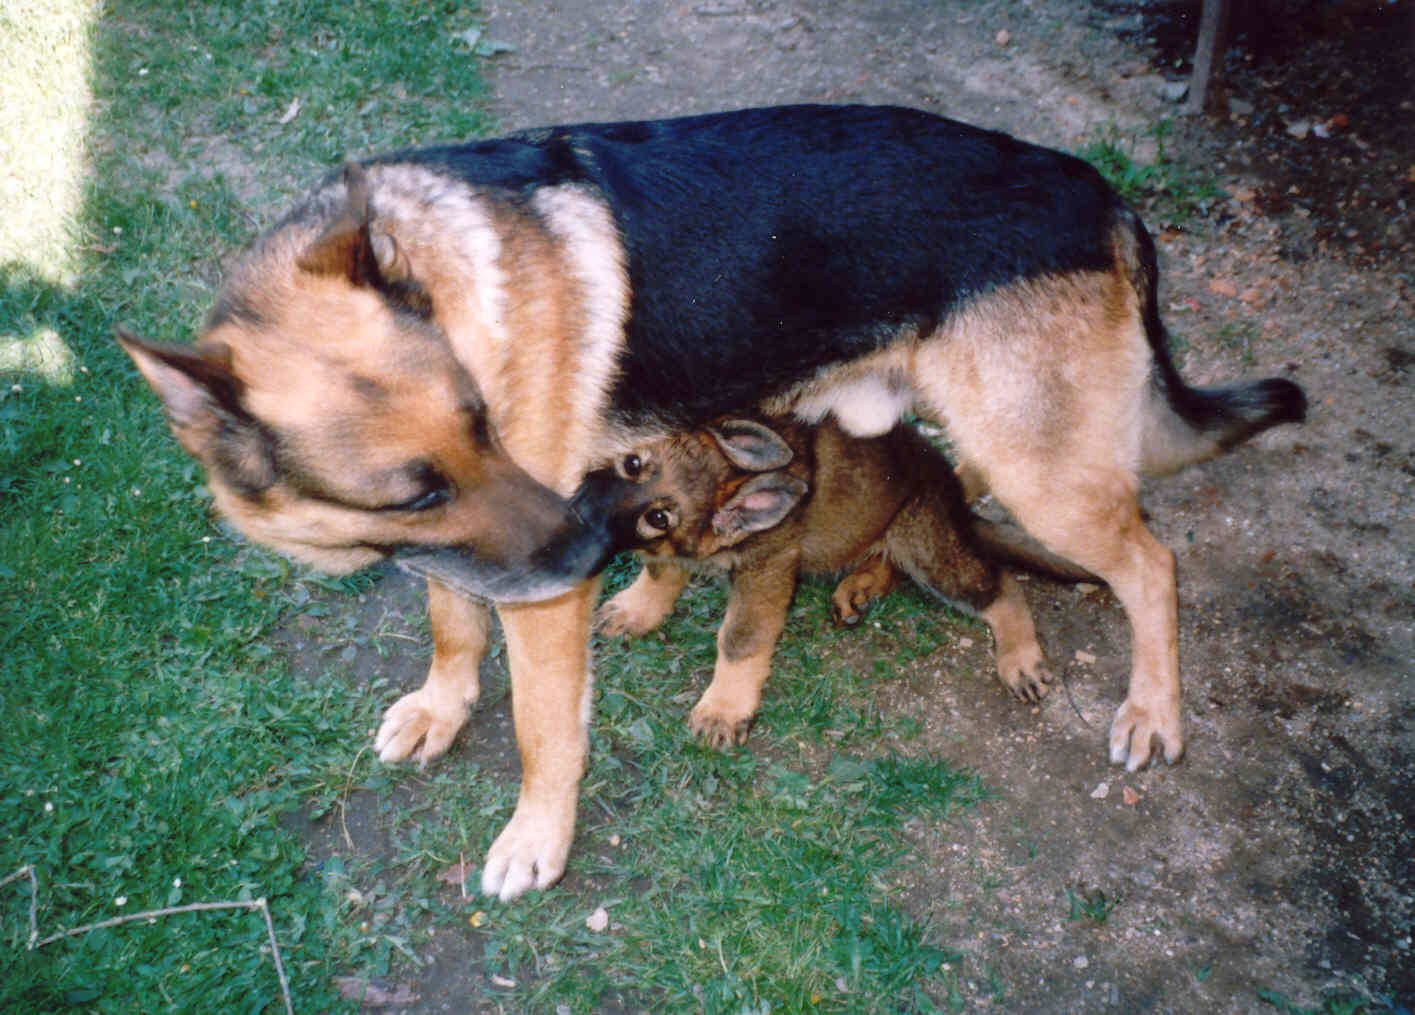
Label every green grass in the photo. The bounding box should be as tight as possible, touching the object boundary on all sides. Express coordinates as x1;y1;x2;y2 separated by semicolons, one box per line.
1076;120;1226;222
327;562;991;1014
1;1;491;1010
2;7;992;1008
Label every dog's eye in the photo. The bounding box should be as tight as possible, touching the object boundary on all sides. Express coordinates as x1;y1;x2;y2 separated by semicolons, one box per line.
642;507;671;532
622;453;643;479
397;486;451;512
387;467;452;512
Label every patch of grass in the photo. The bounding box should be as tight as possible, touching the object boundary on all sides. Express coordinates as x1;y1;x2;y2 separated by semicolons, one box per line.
1065;885;1118;924
1214;320;1261;364
1257;987;1399;1015
312;556;993;1012
1077;120;1225;222
2;1;493;1010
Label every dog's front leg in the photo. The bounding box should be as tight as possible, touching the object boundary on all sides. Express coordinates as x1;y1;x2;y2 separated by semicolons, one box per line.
376;579;488;765
691;552;799;749
482;579;599;901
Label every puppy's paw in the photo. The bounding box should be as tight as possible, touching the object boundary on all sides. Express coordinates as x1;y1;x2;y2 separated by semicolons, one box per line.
995;644;1054;704
595;590;671;638
1108;697;1184;772
375;683;475;766
830;563;894;627
689;696;756;750
480;800;574;901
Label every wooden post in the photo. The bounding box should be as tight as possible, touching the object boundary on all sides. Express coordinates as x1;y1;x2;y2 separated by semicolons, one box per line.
1185;0;1233;116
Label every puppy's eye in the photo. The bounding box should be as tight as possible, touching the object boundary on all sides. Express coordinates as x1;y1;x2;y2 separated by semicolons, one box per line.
642;507;671;532
622;453;643;479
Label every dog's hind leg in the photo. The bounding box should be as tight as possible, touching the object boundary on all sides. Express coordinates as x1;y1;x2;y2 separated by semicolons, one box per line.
596;560;692;637
376;579;489;765
992;469;1181;769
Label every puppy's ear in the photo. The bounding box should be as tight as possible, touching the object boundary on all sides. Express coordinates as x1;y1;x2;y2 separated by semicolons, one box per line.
297;163;429;314
706;419;793;472
710;473;807;545
116;327;276;493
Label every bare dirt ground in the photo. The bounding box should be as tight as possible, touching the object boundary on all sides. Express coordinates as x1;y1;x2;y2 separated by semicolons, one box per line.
299;1;1414;1011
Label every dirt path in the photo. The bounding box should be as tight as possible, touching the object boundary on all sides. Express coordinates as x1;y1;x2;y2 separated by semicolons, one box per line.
330;1;1414;1010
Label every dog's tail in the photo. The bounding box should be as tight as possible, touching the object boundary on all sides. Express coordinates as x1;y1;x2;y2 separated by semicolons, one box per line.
1116;210;1307;476
971;518;1099;585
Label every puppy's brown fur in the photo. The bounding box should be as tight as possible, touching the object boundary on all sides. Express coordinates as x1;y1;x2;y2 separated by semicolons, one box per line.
591;417;1096;748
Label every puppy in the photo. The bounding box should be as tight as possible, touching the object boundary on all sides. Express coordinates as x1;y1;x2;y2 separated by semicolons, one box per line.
586;416;1095;747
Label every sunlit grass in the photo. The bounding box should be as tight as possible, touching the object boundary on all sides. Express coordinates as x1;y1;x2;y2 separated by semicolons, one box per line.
0;0;95;282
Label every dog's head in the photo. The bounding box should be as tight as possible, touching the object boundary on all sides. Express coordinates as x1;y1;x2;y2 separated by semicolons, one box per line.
119;164;614;602
575;418;810;562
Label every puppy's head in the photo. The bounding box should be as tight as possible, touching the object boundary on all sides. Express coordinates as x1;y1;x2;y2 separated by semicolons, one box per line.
120;163;613;602
574;418;810;562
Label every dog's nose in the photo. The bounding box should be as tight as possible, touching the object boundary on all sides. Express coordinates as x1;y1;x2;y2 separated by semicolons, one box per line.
569;467;649;550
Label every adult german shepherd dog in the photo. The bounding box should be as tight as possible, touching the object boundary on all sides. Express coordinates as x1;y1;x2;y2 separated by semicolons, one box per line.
119;105;1305;900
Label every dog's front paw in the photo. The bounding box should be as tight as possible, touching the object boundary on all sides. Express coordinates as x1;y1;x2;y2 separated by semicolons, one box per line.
689;695;756;749
375;682;476;766
1108;697;1184;771
480;799;575;901
995;644;1054;704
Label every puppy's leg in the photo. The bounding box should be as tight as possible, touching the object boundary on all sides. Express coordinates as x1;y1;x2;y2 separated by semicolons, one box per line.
691;552;799;749
482;580;599;901
979;573;1051;703
376;579;488;765
596;560;692;636
831;553;899;626
884;497;1053;701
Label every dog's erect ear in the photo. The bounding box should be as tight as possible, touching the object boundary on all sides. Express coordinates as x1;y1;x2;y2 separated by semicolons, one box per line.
710;472;808;544
116;327;245;430
707;419;794;472
116;327;277;492
297;162;418;294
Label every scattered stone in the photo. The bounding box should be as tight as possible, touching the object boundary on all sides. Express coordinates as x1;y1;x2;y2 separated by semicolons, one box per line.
1091;781;1110;800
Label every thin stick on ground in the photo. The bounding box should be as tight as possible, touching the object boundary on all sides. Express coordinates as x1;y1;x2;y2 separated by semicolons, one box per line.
5;866;295;1015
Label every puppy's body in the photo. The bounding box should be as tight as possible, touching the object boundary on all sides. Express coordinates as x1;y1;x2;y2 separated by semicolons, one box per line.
120;105;1306;900
590;416;1096;747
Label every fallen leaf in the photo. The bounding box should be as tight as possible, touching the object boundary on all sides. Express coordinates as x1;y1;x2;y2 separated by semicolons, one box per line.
333;977;419;1006
1208;278;1237;298
277;96;301;124
1122;786;1140;805
1232;187;1256;203
490;974;517;989
1239;286;1263;304
436;860;474;887
1075;650;1097;665
586;906;610;932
